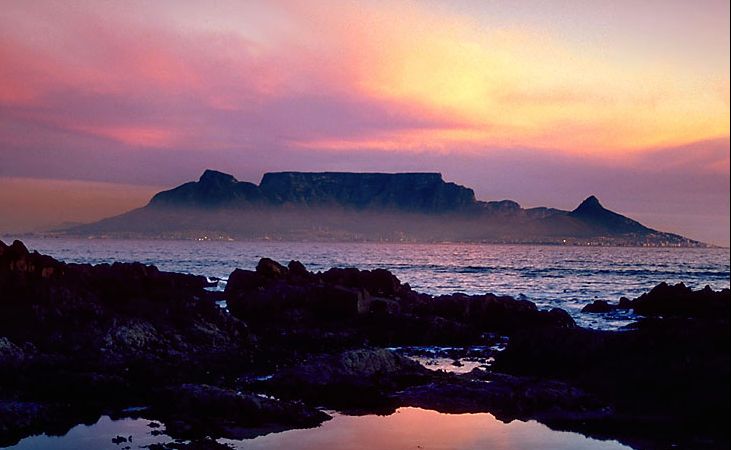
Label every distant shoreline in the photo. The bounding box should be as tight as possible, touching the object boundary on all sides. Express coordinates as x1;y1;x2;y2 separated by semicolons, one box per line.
3;231;721;249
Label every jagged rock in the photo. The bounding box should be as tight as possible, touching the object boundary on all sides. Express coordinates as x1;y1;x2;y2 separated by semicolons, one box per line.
398;369;608;423
631;282;730;318
617;297;632;309
151;384;330;440
582;300;614;313
256;258;288;279
493;317;730;444
287;260;309;278
260;349;430;408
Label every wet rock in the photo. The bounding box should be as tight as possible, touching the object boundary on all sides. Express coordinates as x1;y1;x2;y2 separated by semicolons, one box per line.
260;349;431;408
287;260;310;278
0;337;25;367
320;267;402;297
111;435;128;444
0;239;253;414
147;438;233;450
493;317;730;445
582;300;614;313
423;293;576;333
631;282;730;318
152;384;329;440
223;258;577;358
398;369;608;423
224;269;265;293
617;297;632;309
256;258;288;279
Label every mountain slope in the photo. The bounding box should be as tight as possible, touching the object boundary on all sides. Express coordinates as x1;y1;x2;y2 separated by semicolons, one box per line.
63;170;704;246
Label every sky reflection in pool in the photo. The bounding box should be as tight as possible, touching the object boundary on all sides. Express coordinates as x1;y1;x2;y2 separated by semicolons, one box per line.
226;407;631;450
7;407;634;450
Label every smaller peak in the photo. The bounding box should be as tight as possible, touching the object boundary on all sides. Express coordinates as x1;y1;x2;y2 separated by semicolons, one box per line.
199;169;237;184
574;195;604;212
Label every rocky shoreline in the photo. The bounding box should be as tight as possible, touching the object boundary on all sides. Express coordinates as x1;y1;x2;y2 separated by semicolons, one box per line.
0;239;728;449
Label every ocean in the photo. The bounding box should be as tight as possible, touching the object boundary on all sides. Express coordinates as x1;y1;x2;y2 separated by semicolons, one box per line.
8;237;730;330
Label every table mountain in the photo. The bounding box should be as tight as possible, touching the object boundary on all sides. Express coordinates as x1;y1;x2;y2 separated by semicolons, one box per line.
62;170;704;246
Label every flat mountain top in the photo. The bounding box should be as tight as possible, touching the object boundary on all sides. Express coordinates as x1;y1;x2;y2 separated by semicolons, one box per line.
64;170;705;247
150;170;477;212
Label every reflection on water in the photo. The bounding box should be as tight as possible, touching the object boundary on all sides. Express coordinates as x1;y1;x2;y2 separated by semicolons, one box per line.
4;416;168;450
6;408;633;450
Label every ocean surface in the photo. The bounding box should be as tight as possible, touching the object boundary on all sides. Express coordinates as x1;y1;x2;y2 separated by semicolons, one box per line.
7;237;729;329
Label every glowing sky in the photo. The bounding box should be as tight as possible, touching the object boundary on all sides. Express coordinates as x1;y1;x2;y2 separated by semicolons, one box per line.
0;0;729;244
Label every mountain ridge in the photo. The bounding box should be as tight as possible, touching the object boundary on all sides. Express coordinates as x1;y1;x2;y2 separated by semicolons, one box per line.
64;170;705;247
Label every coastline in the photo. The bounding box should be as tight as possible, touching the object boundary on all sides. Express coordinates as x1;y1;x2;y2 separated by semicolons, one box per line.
0;239;729;449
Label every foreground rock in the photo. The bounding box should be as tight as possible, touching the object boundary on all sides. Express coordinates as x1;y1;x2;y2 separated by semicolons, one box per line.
225;257;574;365
582;282;730;320
258;349;431;411
630;282;730;318
494;316;730;448
0;241;313;445
150;384;329;439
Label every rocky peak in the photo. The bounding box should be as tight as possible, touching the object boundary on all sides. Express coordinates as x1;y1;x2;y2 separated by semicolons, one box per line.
572;195;604;214
570;195;650;234
199;169;238;186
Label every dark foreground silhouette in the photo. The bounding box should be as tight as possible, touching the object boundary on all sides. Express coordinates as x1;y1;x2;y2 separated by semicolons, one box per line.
65;170;704;246
0;239;728;449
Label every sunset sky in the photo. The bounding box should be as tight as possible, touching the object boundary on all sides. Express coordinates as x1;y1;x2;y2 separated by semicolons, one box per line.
0;0;729;244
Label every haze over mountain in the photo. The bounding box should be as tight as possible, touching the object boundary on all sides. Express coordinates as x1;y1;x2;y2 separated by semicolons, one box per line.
64;170;703;246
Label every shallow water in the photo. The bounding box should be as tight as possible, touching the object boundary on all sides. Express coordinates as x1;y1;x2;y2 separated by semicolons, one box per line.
7;237;729;329
5;408;633;450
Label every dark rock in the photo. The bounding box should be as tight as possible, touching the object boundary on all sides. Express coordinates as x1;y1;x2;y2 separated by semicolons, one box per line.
617;297;632;309
256;258;288;279
398;369;608;423
225;269;265;293
423;293;576;333
320;267;402;297
582;300;614;313
493;317;730;446
631;282;730;318
0;239;252;400
287;260;309;278
260;349;430;408
147;438;234;449
151;384;329;440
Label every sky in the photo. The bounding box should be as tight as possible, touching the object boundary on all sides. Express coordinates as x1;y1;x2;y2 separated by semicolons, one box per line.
0;0;729;245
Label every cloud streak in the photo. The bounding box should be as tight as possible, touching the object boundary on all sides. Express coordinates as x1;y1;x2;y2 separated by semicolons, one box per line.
1;0;728;155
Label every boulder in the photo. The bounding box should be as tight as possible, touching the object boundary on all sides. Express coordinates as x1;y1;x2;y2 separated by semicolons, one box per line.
582;300;614;313
631;282;730;318
256;258;288;279
260;349;430;408
152;384;330;440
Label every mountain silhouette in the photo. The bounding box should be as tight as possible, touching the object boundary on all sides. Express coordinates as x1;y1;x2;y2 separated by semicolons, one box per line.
63;170;703;246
